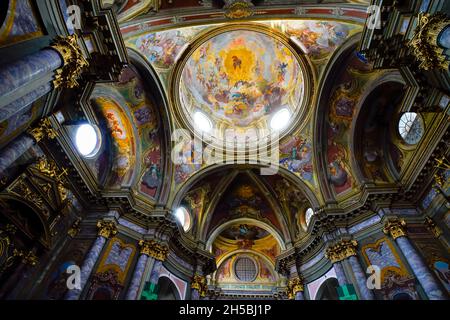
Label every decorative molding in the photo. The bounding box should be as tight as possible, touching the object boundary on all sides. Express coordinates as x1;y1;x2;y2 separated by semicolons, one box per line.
408;13;450;70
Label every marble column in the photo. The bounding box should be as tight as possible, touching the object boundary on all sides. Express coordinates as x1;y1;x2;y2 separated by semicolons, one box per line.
333;261;349;287
0;34;87;118
384;219;447;300
0;118;57;178
295;291;305;300
0;49;61;99
65;220;117;300
0;82;52;123
126;240;168;300
347;255;375;300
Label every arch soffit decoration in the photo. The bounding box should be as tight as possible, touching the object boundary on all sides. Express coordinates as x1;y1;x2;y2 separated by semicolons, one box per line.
127;48;175;205
206;217;287;253
170;165;321;244
349;73;406;184
313;33;362;204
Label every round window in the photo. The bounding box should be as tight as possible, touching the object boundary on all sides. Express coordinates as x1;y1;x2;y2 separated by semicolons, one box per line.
398;112;424;145
234;257;257;282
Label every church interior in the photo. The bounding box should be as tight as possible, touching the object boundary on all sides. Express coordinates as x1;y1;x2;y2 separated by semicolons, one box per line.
0;0;449;301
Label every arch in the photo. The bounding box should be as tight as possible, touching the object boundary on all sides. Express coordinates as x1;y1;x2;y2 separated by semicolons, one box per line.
315;278;339;300
206;217;286;252
0;195;51;248
156;276;181;300
350;76;406;183
127;48;175;205
169;164;321;212
313;33;363;203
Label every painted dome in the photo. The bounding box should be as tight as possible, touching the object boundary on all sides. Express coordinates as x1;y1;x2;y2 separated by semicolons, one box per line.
179;29;305;130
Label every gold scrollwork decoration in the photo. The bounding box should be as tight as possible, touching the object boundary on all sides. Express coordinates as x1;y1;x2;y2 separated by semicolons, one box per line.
27;118;58;143
50;34;89;89
224;0;254;19
408;13;450;70
286;276;304;299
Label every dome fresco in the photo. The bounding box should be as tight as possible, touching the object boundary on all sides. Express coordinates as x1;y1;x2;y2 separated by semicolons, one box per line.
179;29;304;130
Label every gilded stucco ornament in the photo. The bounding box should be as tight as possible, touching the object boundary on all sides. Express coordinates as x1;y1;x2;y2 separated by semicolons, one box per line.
408;13;450;70
191;274;208;297
50;34;89;89
27;118;58;142
224;0;254;19
139;239;169;261
383;218;407;240
287;277;304;299
325;239;358;263
97;220;117;239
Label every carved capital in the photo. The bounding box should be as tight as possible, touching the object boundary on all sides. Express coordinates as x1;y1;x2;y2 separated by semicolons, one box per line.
50;34;89;89
383;218;407;240
325;239;358;263
139;239;169;261
27;118;58;142
287;276;304;299
408;13;450;70
191;274;208;297
96;220;117;239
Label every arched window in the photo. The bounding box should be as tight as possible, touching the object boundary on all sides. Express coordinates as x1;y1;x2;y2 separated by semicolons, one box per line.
305;208;314;227
398;112;424;145
175;207;191;232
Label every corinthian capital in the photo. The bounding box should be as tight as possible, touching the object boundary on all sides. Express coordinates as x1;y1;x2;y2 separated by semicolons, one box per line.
50;34;89;89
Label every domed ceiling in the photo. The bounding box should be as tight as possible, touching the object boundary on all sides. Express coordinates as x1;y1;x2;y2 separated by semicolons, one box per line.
178;28;305;131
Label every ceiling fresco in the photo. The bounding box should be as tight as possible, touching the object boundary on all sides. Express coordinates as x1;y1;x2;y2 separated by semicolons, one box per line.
259;20;361;62
206;173;284;238
121;19;362;193
179;29;304;129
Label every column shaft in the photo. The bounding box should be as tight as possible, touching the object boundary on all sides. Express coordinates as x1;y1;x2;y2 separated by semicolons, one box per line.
347;256;375;300
333;261;348;287
125;254;149;300
0;134;35;175
295;291;305;300
0;82;52;123
65;236;107;300
396;237;447;300
0;49;61;99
